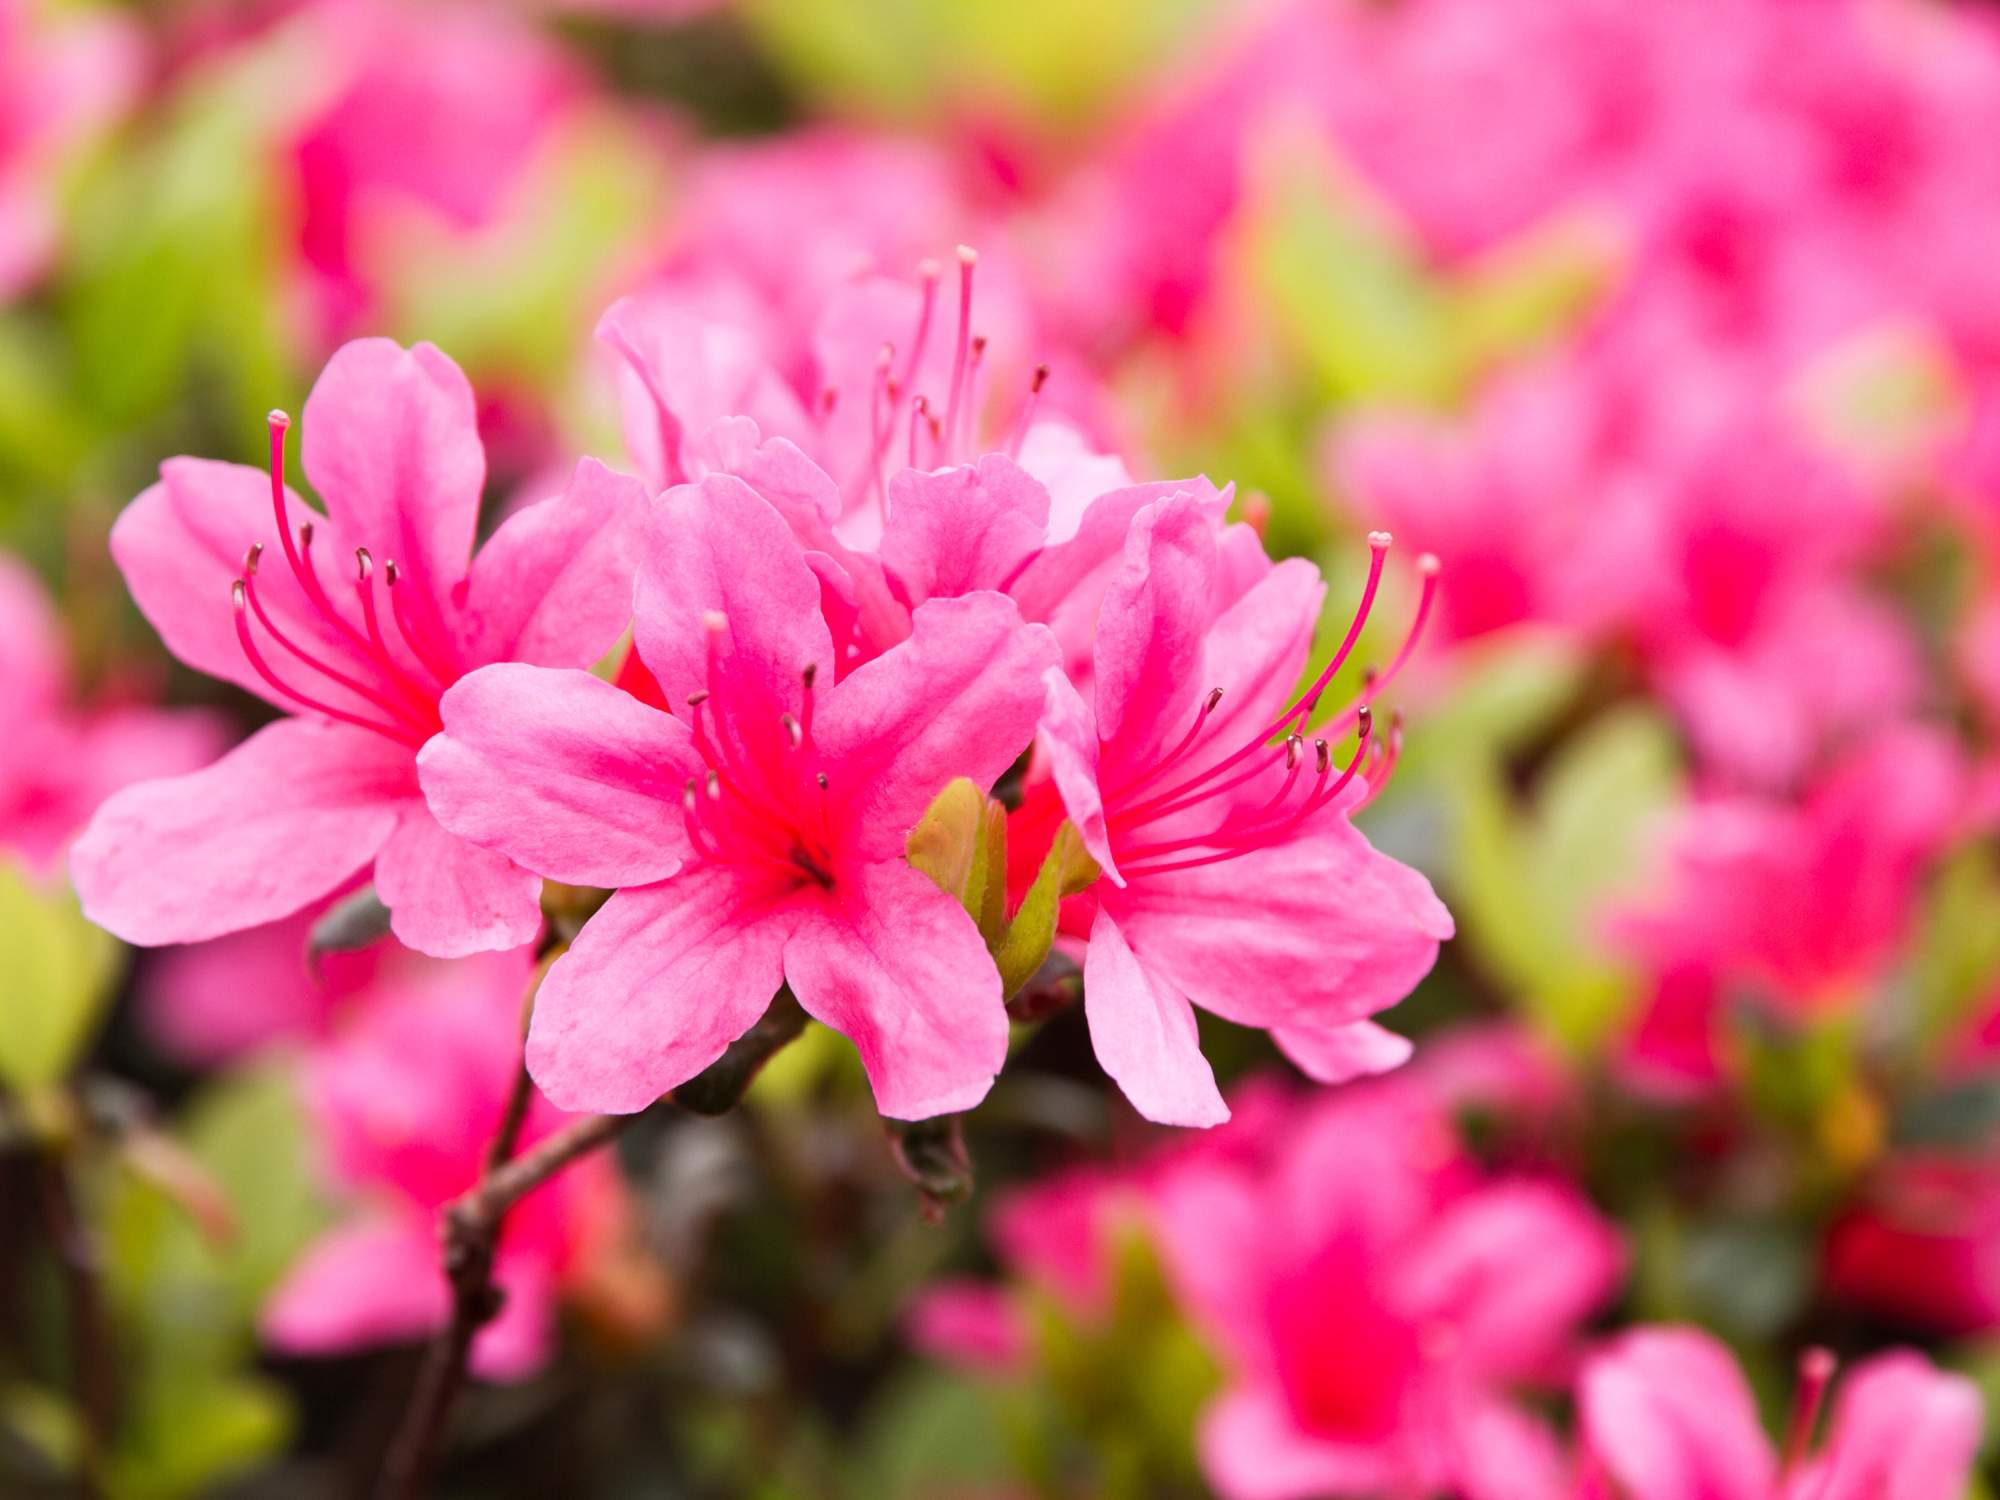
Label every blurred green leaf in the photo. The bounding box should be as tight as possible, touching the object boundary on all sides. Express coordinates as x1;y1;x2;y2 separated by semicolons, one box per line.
105;1373;291;1500
0;859;120;1093
994;822;1097;1000
1911;843;2000;1060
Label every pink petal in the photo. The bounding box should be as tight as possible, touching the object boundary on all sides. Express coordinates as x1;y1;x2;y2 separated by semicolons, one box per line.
1110;821;1451;1033
1037;665;1120;881
300;339;484;625
1199;1384;1398;1500
905;1280;1029;1373
526;867;799;1113
1189;557;1325;770
1272;1019;1414;1084
0;553;62;712
373;801;542;959
1092;494;1219;776
70;719;409;946
880;455;1052;606
817;593;1058;860
785;859;1008;1120
1578;1326;1777;1500
421;663;697;888
635;474;833;760
112;459;381;719
262;1216;447;1357
459;458;649;670
1807;1351;1982;1500
1082;906;1228;1127
470;1255;557;1382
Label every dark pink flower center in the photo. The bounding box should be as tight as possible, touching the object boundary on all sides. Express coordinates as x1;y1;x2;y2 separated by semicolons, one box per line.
678;625;838;892
228;412;453;750
1100;535;1439;879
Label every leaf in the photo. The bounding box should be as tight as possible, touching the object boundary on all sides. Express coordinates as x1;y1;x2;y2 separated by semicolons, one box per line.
993;822;1098;999
0;859;120;1093
907;778;989;911
107;1372;292;1500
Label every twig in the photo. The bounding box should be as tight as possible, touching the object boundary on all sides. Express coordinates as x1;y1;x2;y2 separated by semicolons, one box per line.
372;989;808;1500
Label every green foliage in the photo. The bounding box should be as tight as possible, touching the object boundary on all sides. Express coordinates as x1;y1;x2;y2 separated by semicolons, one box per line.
0;860;120;1094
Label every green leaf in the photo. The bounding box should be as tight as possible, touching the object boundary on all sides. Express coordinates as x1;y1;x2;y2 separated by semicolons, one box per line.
994;822;1098;999
107;1372;292;1500
0;859;120;1093
907;777;990;912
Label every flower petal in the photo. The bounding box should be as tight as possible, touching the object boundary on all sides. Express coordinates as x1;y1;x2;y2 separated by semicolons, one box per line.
261;1216;446;1358
1579;1327;1777;1500
420;663;697;888
1272;1018;1413;1084
1082;906;1228;1127
300;338;484;627
459;458;649;670
881;455;1052;606
526;867;799;1114
1037;665;1120;881
1199;1384;1397;1500
816;593;1057;860
70;719;409;946
1092;494;1219;778
785;859;1007;1120
373;801;543;959
1809;1351;1982;1500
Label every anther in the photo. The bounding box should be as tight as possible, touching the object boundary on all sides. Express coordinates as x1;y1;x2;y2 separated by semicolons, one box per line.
816;772;829;790
780;713;803;748
355;546;373;583
705;770;720;799
243;542;263;576
686;689;710;707
1314;739;1331;774
801;664;817;690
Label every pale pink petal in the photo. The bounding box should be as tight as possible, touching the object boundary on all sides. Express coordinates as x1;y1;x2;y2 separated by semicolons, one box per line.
1199;1384;1397;1500
1394;1181;1622;1381
1112;820;1452;1032
880;456;1052;606
1806;1351;1983;1500
1082;906;1228;1127
1272;1019;1414;1084
1014;422;1135;544
1450;1394;1572;1500
459;458;649;670
905;1280;1029;1373
70;719;409;946
0;554;61;713
816;594;1058;860
635;475;833;759
784;860;1007;1120
1092;495;1220;777
262;1217;447;1357
420;663;698;888
300;339;484;616
1189;557;1325;768
1037;666;1119;881
373;802;542;959
1579;1327;1777;1500
526;867;799;1114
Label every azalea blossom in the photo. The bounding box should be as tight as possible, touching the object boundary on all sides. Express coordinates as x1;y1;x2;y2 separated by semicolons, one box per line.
71;338;648;957
418;473;1058;1118
1827;1153;2000;1338
1151;1076;1621;1500
1025;497;1452;1125
1579;1326;1981;1500
262;945;635;1379
0;554;223;870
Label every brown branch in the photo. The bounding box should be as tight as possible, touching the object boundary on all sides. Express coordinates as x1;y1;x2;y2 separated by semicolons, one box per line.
372;988;808;1500
39;1158;115;1497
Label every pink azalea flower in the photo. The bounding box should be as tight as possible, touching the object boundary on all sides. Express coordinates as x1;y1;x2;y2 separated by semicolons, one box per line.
1827;1157;2000;1336
281;0;576;342
0;0;143;300
417;473;1059;1119
1579;1327;1982;1500
0;554;224;870
262;944;629;1379
1152;1078;1621;1500
1027;499;1452;1125
71;338;648;957
1613;724;1965;1089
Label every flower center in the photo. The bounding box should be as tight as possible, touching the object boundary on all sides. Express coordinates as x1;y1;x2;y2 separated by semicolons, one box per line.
678;622;837;891
1100;534;1439;878
228;411;452;750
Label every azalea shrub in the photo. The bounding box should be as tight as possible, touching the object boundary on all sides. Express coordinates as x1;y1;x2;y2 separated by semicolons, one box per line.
4;2;2000;1498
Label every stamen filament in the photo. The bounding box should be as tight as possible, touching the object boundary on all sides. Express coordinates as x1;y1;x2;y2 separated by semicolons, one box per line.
942;246;976;466
232;582;421;747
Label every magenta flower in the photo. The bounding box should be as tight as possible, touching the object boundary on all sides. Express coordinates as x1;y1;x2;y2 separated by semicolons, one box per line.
0;554;223;870
262;946;632;1379
1827;1155;2000;1337
418;474;1059;1118
1151;1078;1621;1500
1027;495;1452;1125
1579;1327;1981;1500
71;338;648;957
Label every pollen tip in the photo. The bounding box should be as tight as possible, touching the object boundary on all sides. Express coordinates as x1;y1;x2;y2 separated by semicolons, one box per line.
1205;686;1224;711
230;578;247;609
354;546;373;582
299;520;314;547
877;341;895;368
686;689;710;707
1031;363;1051;393
1314;738;1331;773
801;663;818;690
971;334;988;354
956;244;978;266
1357;705;1373;735
816;771;829;790
242;541;263;575
917;257;941;281
383;558;400;586
705;770;720;799
1418;552;1442;577
1367;529;1393;550
266;409;290;431
1800;1347;1837;1382
702;610;728;635
683;779;699;807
